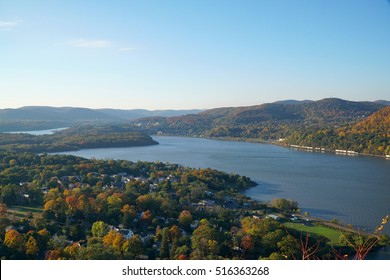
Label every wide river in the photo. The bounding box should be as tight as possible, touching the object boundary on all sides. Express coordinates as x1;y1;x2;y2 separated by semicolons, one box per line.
60;136;390;237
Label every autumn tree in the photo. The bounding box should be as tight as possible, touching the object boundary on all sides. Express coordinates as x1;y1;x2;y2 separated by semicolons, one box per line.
241;235;254;257
37;228;51;248
45;249;63;260
169;225;182;241
141;210;153;223
191;220;219;259
25;236;39;256
91;221;110;238
121;204;137;228
136;194;157;211
241;217;281;240
63;242;80;259
103;230;124;252
122;234;143;259
4;229;24;251
178;210;193;229
0;203;7;218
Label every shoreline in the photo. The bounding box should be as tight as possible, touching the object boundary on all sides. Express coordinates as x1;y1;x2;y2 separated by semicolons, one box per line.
167;135;389;160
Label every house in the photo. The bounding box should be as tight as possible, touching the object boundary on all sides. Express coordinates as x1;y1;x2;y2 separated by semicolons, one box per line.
204;191;214;197
290;216;298;221
199;200;215;207
267;214;280;220
190;220;200;229
242;202;251;209
119;229;135;239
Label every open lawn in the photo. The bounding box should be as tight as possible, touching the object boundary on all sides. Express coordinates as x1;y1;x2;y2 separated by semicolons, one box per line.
284;222;343;246
7;206;43;220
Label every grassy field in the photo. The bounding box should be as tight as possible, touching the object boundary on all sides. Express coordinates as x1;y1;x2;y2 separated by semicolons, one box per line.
7;206;43;220
284;222;343;246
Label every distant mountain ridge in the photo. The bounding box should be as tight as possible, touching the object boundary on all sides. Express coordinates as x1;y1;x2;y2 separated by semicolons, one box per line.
0;98;388;133
374;100;390;106
0;99;387;123
126;98;389;156
131;98;385;131
273;100;314;105
0;106;203;122
1;98;388;156
0;106;113;122
96;108;202;120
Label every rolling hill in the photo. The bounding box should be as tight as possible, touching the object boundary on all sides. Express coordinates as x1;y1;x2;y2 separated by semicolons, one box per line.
1;99;388;155
128;98;389;156
0;106;114;121
130;98;385;133
351;106;390;137
0;107;203;131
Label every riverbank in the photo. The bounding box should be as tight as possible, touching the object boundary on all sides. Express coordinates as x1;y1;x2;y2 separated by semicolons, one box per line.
201;135;389;159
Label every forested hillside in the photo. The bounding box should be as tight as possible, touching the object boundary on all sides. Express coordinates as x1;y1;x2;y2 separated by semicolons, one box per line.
128;99;389;156
286;106;390;155
0;126;158;153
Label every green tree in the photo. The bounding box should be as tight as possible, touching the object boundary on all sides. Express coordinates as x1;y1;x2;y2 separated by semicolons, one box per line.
76;243;121;260
159;227;170;259
277;235;300;259
271;198;298;211
91;221;110;238
191;221;218;259
121;204;137;228
122;235;143;259
262;229;285;253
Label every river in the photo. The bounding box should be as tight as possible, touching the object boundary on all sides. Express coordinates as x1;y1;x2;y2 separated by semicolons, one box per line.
5;127;68;135
57;136;390;238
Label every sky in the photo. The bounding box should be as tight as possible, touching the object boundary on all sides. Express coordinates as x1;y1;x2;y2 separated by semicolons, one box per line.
1;0;390;110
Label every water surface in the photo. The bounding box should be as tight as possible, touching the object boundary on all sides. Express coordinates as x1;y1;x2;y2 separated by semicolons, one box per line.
5;127;68;135
59;136;390;236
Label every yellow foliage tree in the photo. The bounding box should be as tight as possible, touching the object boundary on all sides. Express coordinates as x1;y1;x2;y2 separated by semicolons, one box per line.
25;236;39;256
4;229;24;251
103;230;124;252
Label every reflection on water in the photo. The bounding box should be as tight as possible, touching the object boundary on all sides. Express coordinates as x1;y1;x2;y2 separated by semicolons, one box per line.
303;208;345;217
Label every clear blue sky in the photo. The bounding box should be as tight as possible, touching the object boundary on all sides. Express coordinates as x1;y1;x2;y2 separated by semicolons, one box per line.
1;0;390;109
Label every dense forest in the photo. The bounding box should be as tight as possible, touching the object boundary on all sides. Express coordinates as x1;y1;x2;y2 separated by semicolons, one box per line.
285;106;390;155
1;99;388;156
126;99;389;156
0;152;388;260
0;126;158;153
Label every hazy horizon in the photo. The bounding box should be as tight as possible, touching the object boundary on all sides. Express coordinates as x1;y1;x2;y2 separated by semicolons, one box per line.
0;96;389;111
1;0;390;110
